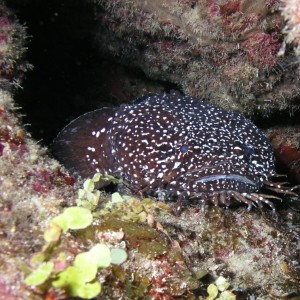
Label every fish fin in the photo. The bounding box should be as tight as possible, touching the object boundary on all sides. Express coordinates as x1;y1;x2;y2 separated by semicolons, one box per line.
51;108;117;186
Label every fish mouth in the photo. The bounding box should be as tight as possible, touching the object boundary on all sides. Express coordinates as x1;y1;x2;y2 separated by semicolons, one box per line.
176;163;261;193
194;174;257;187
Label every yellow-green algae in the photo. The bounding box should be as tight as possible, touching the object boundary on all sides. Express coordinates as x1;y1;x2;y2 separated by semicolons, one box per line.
23;175;200;299
24;196;128;299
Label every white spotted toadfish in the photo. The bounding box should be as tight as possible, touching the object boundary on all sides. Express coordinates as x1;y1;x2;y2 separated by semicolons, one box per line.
52;92;295;209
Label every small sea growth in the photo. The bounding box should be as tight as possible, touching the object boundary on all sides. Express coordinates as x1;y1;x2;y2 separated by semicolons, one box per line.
205;276;236;300
24;175;127;299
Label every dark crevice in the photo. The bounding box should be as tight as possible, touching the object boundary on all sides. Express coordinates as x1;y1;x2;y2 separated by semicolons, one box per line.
8;0;103;144
7;0;172;145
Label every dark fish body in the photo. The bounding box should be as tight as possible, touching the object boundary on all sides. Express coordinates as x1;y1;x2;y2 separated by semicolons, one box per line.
52;92;277;208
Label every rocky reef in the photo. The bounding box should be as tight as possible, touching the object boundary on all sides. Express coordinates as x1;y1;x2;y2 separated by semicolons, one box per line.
0;0;300;299
281;0;300;58
93;0;300;116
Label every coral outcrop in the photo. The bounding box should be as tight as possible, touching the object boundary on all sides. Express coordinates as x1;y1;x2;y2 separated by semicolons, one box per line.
0;2;77;297
267;126;300;184
93;0;300;115
281;0;300;58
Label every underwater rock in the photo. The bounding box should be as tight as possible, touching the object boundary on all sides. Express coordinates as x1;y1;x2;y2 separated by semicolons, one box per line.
0;2;77;298
0;2;28;90
92;0;300;116
156;205;300;298
281;0;300;58
267;126;300;184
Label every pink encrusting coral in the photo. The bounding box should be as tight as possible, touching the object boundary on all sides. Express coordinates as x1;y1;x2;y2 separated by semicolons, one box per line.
241;32;281;68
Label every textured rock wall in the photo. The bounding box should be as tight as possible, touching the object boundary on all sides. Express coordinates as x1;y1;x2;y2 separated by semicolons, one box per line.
0;2;77;297
93;0;300;115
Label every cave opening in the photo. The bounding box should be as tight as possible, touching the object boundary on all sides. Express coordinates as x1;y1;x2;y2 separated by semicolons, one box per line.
7;0;170;145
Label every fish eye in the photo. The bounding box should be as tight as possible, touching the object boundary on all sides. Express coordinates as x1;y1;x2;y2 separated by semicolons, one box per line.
180;144;189;153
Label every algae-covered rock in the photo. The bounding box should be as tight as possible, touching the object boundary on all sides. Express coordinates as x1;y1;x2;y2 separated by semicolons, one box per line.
92;0;300;116
79;215;199;298
157;205;300;298
0;2;77;297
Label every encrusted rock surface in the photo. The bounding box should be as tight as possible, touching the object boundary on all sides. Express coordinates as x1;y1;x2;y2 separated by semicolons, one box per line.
267;126;300;184
0;2;77;297
93;0;300;116
0;88;77;298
